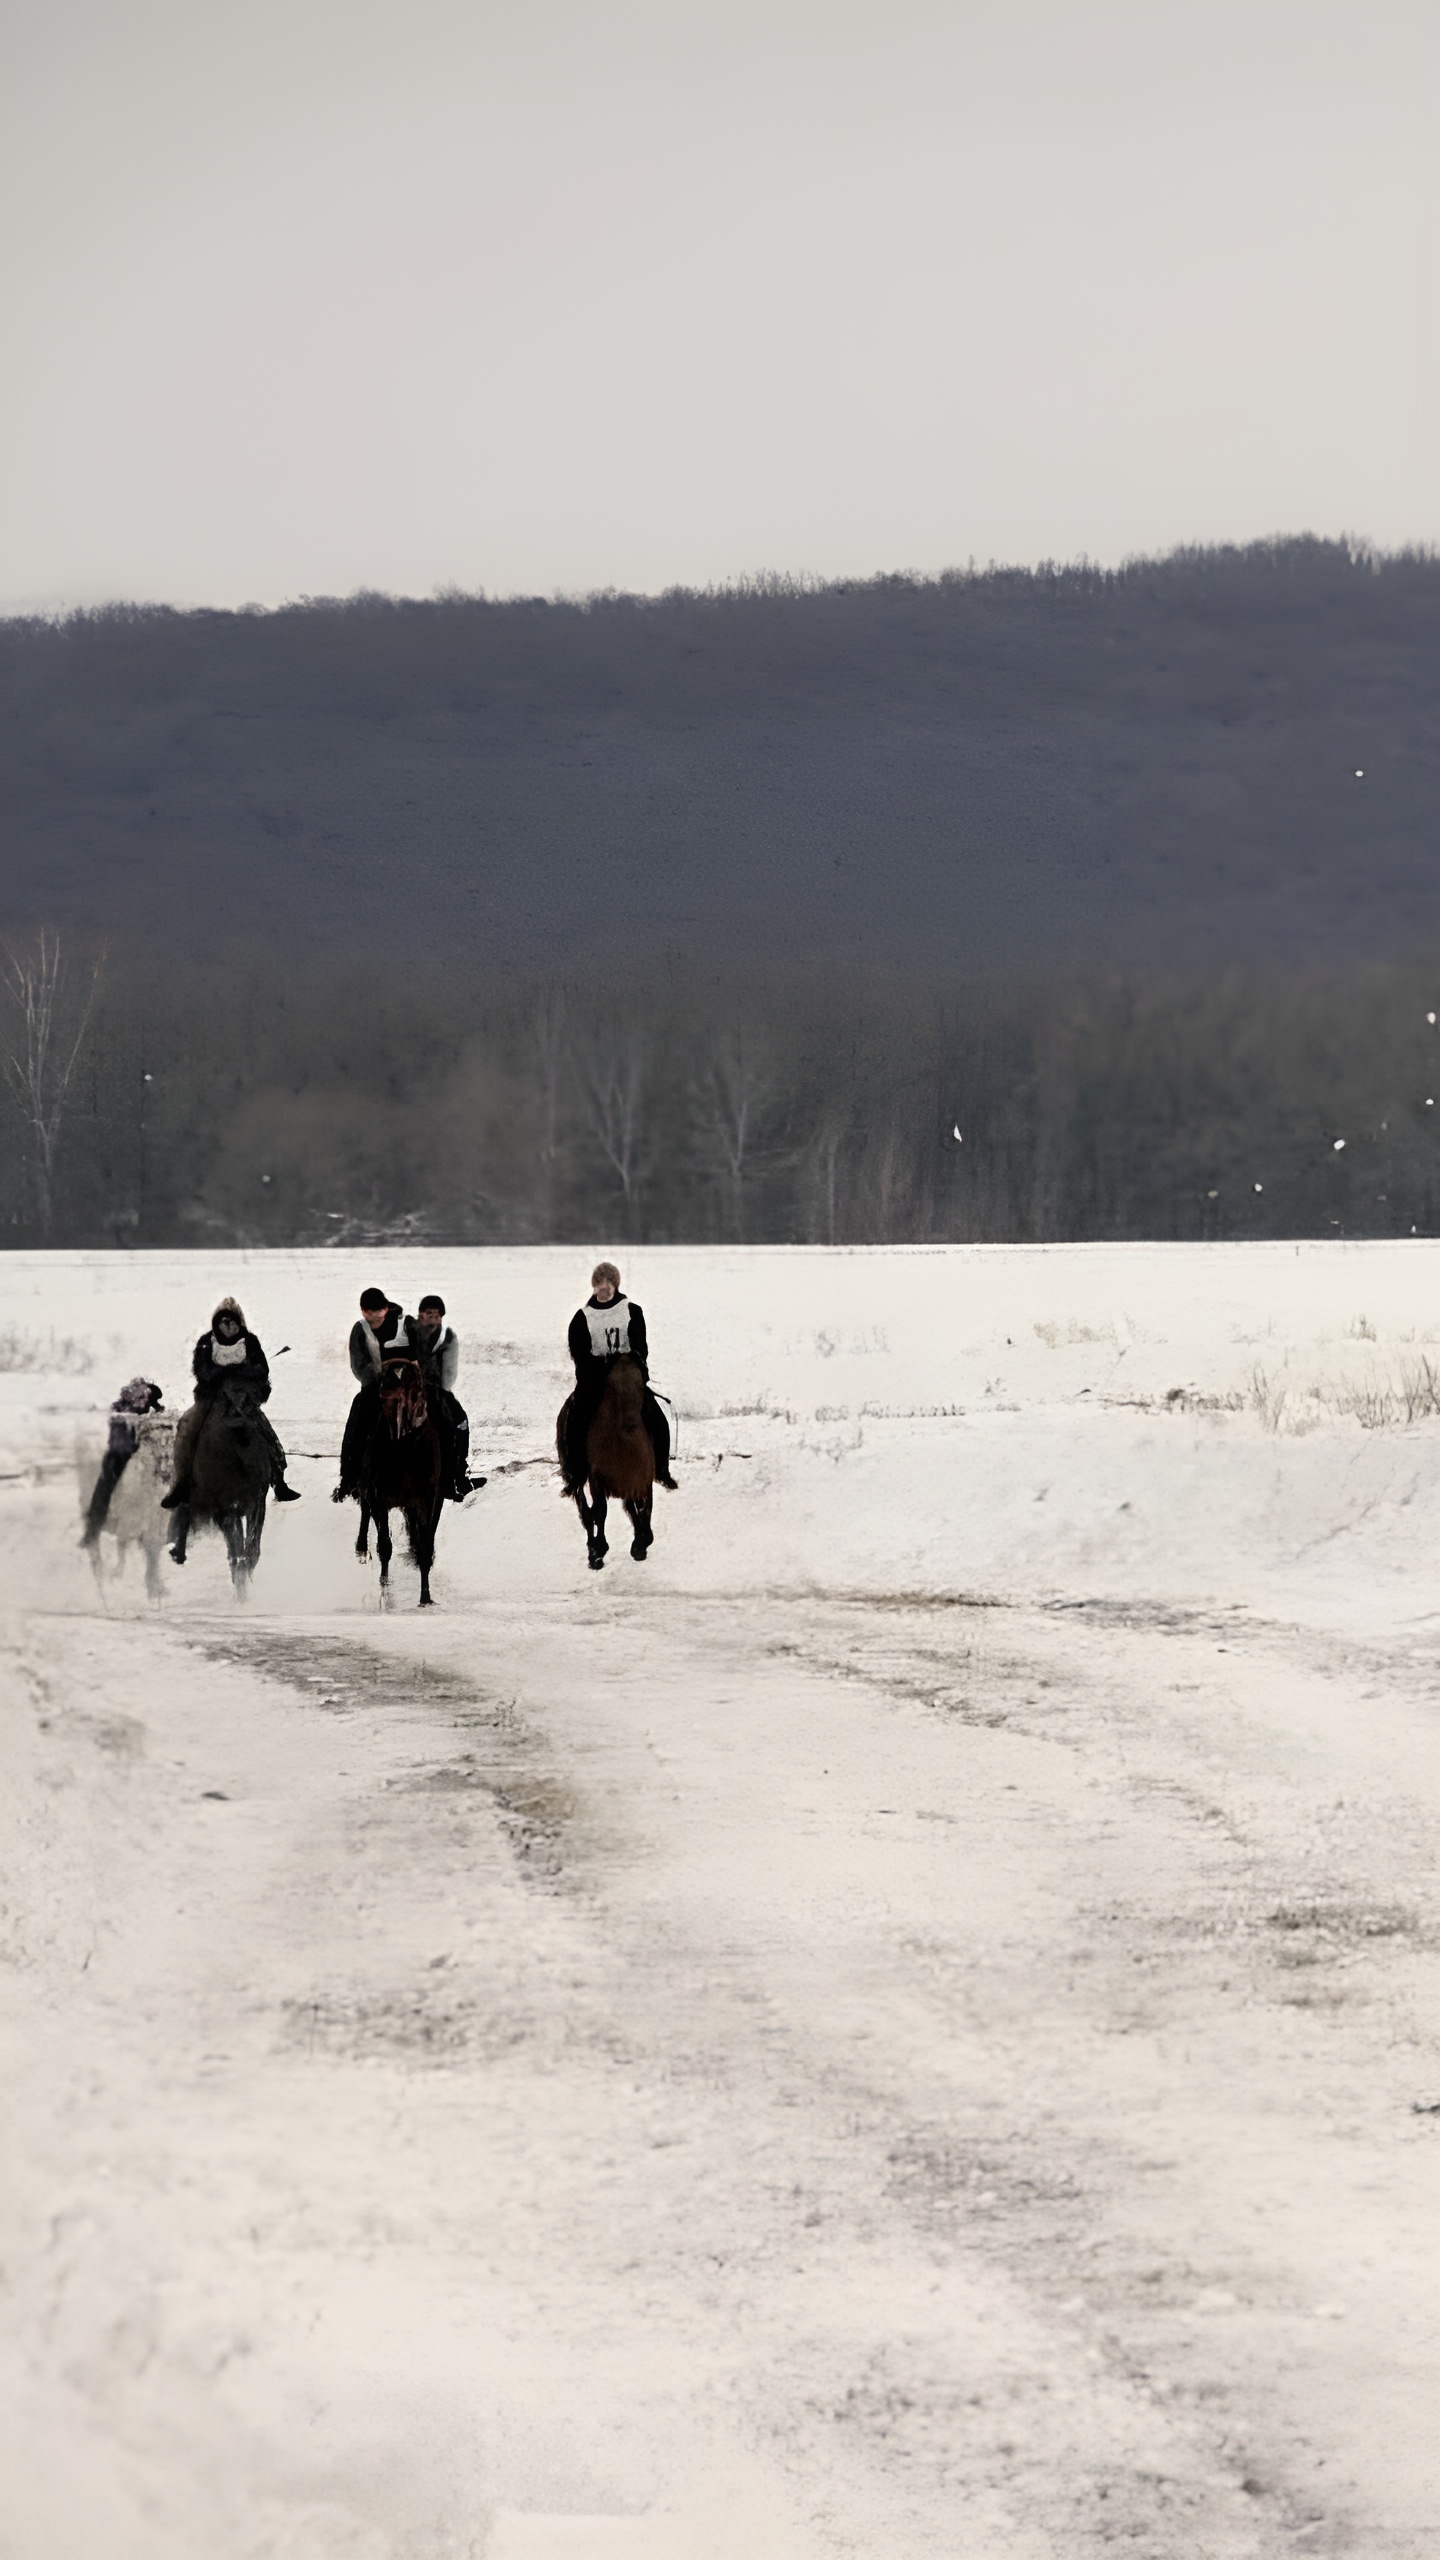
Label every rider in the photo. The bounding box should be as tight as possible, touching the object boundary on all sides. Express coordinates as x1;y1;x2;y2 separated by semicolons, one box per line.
80;1375;164;1546
334;1286;407;1500
400;1294;484;1501
161;1298;300;1511
561;1261;676;1494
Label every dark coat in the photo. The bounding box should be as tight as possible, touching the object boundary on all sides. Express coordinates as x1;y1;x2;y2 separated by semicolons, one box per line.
568;1294;649;1381
349;1309;404;1382
193;1330;271;1404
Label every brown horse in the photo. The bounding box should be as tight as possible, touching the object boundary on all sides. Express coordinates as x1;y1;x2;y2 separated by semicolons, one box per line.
560;1354;655;1572
353;1358;445;1606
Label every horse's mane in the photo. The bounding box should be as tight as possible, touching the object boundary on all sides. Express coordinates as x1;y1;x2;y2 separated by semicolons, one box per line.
380;1357;431;1439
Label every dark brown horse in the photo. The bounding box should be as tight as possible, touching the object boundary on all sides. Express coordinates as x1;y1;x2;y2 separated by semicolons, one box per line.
352;1358;445;1606
560;1354;655;1571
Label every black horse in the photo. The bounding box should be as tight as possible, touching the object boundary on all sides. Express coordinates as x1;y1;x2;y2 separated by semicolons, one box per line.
166;1387;271;1595
350;1357;445;1606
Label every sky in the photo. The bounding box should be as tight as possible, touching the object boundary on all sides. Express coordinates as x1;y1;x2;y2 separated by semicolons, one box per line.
1;0;1436;612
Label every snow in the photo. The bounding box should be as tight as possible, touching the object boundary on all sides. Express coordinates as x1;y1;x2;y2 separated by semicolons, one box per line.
4;1242;1440;2557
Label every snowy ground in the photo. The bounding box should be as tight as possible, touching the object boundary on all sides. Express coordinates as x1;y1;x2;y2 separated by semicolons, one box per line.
4;1243;1440;2560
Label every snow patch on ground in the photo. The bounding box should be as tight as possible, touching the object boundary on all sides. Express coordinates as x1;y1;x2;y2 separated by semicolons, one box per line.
4;1243;1440;2558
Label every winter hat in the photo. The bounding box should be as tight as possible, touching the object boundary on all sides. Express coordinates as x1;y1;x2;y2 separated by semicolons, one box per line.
212;1296;246;1330
418;1294;445;1316
359;1287;389;1312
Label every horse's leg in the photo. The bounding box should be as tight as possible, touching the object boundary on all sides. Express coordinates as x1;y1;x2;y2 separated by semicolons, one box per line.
415;1498;438;1607
423;1483;445;1606
591;1483;609;1565
167;1504;190;1564
225;1512;250;1599
355;1496;371;1562
143;1537;163;1601
626;1493;653;1560
575;1484;603;1569
400;1497;433;1604
376;1504;393;1596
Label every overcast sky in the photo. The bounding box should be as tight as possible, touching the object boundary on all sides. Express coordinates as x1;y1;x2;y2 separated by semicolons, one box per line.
2;0;1435;611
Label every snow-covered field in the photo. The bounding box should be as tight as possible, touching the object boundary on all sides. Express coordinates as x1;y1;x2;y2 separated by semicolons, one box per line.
5;1243;1440;2559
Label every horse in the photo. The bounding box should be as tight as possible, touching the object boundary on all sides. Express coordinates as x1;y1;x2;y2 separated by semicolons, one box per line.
90;1412;175;1601
352;1356;445;1606
560;1354;655;1572
166;1387;271;1595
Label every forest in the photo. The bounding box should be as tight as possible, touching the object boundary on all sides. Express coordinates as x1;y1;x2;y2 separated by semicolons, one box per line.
4;938;1440;1249
5;538;1439;1248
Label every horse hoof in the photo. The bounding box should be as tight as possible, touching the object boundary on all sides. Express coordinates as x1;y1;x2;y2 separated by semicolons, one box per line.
630;1541;648;1561
588;1552;605;1571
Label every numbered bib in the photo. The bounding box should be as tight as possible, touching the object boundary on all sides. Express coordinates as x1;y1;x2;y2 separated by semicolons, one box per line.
584;1301;633;1358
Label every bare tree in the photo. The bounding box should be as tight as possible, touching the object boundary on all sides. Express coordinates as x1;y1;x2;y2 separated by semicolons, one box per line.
701;1026;773;1240
810;1114;848;1245
1;930;105;1236
531;984;569;1226
576;1021;648;1229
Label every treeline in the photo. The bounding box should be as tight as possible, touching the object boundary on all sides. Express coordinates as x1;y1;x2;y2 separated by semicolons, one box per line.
5;943;1440;1248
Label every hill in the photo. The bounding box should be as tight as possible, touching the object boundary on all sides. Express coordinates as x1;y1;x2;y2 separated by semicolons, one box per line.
3;539;1439;970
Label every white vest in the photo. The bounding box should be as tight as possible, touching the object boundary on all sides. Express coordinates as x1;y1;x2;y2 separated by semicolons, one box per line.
584;1299;633;1359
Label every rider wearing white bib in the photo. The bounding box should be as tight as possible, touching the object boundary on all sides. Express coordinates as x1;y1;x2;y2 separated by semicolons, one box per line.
162;1296;300;1513
562;1261;676;1492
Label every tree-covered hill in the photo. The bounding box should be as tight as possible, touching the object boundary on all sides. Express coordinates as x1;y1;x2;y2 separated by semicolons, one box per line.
3;539;1438;973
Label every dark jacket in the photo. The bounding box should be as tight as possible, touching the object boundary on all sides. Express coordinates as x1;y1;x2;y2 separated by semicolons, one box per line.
349;1309;404;1382
106;1378;162;1457
400;1317;460;1395
193;1330;271;1404
568;1294;649;1380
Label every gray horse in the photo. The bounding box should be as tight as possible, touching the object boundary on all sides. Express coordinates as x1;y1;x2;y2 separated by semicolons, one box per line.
166;1385;271;1595
88;1411;175;1601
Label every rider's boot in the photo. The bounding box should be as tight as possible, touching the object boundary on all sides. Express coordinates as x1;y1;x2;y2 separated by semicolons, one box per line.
167;1506;190;1563
657;1469;678;1490
274;1479;302;1502
160;1479;189;1511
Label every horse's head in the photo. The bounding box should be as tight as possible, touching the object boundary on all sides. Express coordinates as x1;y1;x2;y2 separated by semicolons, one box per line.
379;1357;430;1439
